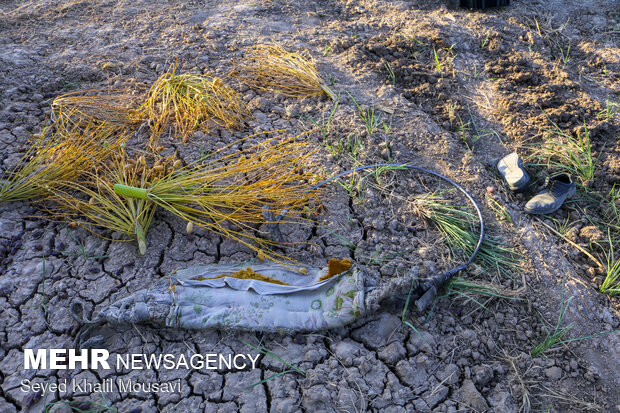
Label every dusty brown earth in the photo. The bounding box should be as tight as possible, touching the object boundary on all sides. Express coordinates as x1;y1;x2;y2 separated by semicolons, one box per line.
0;0;619;412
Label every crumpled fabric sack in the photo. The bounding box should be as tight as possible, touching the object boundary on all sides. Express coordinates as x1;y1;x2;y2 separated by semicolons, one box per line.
75;262;366;334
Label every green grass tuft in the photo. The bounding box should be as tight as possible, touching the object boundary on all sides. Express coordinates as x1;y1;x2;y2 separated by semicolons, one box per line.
529;121;598;185
600;230;620;296
347;92;382;135
532;274;620;356
414;192;523;279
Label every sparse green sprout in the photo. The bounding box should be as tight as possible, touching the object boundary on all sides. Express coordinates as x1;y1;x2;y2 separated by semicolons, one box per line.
347;93;382;135
383;61;396;84
602;184;620;231
555;40;571;65
481;34;490;49
325;133;363;160
600;230;620;296
531;278;574;356
336;170;364;202
308;97;339;140
382;118;392;135
433;47;442;74
486;194;512;223
550;217;576;236
596;100;619;120
432;44;456;75
532;274;620;356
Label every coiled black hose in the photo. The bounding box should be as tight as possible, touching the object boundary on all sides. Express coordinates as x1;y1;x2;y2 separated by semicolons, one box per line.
277;163;485;311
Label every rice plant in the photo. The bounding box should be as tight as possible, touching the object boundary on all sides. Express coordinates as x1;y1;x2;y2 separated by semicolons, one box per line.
113;132;322;262
347;93;382;135
412;192;523;279
600;230;620;295
240;44;336;100
444;277;523;314
531;275;574;356
596;99;619;120
602;184;620;233
50;150;178;254
530;122;598;185
144;65;251;142
531;273;620;356
306;96;339;140
0;118;125;203
51;89;144;132
433;47;442;74
383;61;396;84
486;194;512;222
446;277;523;300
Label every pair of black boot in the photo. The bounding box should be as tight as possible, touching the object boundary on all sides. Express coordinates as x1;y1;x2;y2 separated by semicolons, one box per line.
497;153;577;215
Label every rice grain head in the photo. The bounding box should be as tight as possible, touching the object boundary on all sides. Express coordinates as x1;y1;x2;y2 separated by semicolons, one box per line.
51;89;144;133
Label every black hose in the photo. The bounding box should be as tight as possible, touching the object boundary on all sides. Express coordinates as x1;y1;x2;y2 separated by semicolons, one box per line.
277;163;485;311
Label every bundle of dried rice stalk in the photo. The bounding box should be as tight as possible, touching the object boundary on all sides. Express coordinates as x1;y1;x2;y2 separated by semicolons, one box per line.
0;117;127;203
50;150;180;254
51;90;144;132
113;131;322;261
144;65;252;142
239;44;336;100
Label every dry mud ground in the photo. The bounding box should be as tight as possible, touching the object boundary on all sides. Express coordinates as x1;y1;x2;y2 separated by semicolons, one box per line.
0;0;619;412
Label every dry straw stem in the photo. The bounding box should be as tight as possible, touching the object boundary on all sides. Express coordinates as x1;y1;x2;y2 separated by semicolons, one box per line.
113;131;322;262
50;150;179;255
144;65;252;142
0;117;126;203
51;90;145;132
240;44;336;100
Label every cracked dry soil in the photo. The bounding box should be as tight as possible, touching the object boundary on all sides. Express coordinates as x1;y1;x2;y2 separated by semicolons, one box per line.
1;0;619;412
